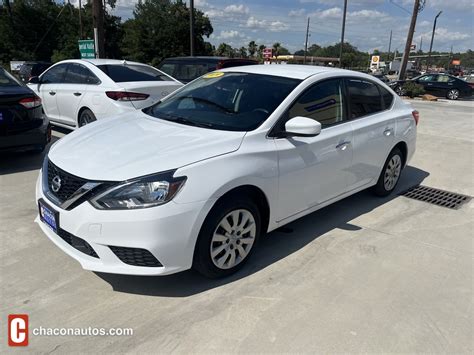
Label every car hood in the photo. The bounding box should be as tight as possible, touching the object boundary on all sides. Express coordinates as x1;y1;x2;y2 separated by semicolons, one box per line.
47;112;246;181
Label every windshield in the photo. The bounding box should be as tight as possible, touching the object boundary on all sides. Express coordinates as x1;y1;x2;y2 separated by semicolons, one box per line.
145;72;301;131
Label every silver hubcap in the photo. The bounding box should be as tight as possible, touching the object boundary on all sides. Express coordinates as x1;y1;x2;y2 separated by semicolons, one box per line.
384;154;402;191
448;90;459;100
210;209;256;270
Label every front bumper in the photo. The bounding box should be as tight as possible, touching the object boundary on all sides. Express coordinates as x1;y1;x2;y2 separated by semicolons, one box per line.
35;173;214;276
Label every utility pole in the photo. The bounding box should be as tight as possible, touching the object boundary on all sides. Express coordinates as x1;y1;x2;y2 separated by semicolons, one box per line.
387;30;392;62
190;0;195;56
428;11;442;70
78;0;83;39
92;0;105;58
303;17;310;64
338;0;348;68
419;36;422;52
398;0;421;80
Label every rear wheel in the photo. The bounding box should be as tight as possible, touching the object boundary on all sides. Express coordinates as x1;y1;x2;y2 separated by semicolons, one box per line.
395;85;406;96
446;88;460;100
374;148;403;197
193;197;261;278
78;108;96;127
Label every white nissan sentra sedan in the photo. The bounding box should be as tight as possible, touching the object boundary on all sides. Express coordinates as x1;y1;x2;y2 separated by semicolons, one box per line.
36;65;417;278
27;59;183;129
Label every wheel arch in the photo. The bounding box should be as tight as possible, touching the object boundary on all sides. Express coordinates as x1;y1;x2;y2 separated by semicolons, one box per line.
392;141;408;167
207;184;271;236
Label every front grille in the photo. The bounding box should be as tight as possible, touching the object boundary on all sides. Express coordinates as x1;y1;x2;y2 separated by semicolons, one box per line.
109;246;162;267
401;185;471;210
47;160;88;203
57;228;99;258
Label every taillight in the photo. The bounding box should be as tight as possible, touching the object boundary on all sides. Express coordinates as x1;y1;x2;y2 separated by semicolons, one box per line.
106;91;149;101
19;96;41;109
412;110;419;126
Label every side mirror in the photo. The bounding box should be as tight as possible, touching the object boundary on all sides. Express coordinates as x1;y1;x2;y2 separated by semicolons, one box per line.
28;76;40;84
283;116;321;137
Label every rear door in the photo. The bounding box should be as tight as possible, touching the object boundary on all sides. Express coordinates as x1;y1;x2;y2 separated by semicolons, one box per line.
416;74;438;95
55;63;89;126
346;78;395;190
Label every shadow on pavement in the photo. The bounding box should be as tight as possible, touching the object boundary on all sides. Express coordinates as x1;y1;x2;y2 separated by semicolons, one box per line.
96;165;429;298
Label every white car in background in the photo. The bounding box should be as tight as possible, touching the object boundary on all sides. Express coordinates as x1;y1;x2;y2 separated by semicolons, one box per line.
27;59;183;129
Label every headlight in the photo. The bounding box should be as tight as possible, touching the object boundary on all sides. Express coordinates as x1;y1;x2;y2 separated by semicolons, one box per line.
90;171;186;210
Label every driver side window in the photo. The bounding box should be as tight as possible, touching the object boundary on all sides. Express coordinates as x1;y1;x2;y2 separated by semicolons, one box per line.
41;64;68;84
288;79;345;128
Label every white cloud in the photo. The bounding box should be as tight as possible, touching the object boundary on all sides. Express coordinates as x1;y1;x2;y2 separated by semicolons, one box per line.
288;8;306;17
224;4;249;15
428;0;473;11
217;30;244;39
309;7;342;20
243;16;289;32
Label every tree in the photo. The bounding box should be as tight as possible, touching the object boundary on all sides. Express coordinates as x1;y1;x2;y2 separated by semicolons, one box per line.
257;44;265;60
248;41;257;58
272;42;281;58
216;43;234;57
121;0;213;65
239;47;247;58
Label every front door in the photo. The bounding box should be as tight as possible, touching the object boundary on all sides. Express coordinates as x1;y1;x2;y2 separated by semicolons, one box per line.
35;63;69;122
274;78;353;221
56;63;88;126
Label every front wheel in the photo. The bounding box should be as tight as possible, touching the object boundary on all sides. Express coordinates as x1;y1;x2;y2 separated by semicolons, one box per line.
373;148;404;197
395;85;406;96
446;88;460;100
193;198;261;278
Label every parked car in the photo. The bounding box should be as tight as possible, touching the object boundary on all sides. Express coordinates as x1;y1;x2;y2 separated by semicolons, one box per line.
0;68;51;152
36;65;417;278
157;56;259;83
18;61;52;83
389;73;473;100
27;59;183;129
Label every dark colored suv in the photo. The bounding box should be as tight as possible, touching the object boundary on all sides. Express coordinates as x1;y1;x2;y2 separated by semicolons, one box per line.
18;62;52;83
157;56;259;83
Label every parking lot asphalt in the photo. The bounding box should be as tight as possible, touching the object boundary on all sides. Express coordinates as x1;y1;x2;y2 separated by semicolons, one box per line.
0;99;472;353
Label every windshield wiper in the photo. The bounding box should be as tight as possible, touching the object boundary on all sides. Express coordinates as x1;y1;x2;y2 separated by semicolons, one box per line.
161;115;215;129
177;96;234;114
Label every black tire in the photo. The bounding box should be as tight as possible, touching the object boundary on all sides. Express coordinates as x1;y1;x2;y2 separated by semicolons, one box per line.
193;196;261;278
446;88;460;100
78;108;96;127
373;147;404;197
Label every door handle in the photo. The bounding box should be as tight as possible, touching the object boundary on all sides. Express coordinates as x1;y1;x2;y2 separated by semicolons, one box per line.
73;92;82;96
49;91;56;96
336;141;351;150
383;128;393;136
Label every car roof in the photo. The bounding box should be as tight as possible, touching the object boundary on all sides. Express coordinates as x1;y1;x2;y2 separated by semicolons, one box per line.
60;59;150;67
162;56;228;61
218;65;347;80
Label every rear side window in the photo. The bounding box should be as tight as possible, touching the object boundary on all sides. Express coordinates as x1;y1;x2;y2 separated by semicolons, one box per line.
346;79;383;118
42;64;68;84
97;64;171;82
64;63;100;85
288;79;346;128
378;85;394;110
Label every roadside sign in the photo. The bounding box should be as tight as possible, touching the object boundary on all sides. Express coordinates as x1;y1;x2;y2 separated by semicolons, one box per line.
10;61;25;72
410;44;416;51
452;59;461;65
78;40;95;59
263;48;273;59
371;56;380;64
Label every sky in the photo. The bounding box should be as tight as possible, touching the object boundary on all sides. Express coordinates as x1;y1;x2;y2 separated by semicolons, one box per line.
73;0;474;53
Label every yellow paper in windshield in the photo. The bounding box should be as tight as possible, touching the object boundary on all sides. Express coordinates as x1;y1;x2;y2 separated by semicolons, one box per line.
203;72;224;79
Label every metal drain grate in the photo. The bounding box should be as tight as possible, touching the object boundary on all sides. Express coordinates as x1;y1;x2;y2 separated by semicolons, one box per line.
401;185;471;209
